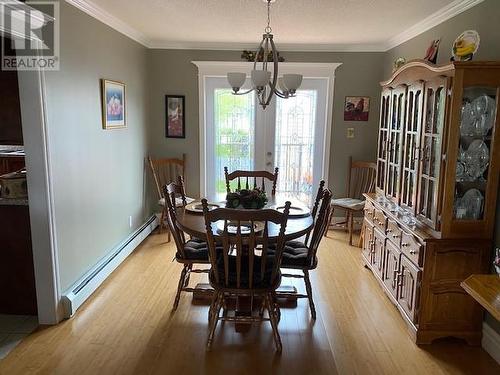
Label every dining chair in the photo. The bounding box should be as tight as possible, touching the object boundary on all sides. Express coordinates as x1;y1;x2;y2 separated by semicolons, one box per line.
148;155;194;241
224;166;279;196
163;181;211;311
324;157;376;246
201;199;291;352
275;187;333;320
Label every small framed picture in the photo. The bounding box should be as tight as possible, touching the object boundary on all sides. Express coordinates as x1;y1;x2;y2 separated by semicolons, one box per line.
101;79;126;129
344;96;370;122
166;95;185;138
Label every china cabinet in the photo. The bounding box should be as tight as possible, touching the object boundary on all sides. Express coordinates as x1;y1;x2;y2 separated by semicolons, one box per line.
362;60;500;345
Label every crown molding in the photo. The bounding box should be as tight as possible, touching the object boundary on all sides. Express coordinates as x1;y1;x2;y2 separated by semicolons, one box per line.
65;0;484;53
149;40;386;52
384;0;485;51
64;0;151;47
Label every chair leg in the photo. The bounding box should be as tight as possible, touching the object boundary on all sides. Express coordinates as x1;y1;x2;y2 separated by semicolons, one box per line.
266;293;282;353
166;225;171;243
207;292;222;351
324;206;334;237
159;209;165;234
303;270;317;320
358;220;365;248
173;264;188;311
349;211;354;246
344;211;350;232
183;264;193;288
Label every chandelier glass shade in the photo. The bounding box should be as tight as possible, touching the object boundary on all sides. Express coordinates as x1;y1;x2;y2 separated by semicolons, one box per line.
226;0;303;109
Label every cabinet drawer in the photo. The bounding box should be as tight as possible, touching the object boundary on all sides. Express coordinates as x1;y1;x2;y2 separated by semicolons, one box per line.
386;219;402;247
401;231;424;267
373;208;387;233
364;200;375;224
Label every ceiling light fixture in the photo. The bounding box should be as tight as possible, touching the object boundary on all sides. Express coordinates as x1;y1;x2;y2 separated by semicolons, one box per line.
227;0;303;110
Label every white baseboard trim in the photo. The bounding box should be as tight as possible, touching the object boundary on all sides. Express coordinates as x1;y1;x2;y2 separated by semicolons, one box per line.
482;321;500;364
62;215;158;318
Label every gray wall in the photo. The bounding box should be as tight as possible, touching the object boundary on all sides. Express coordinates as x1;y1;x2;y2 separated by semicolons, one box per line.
147;50;384;200
44;2;149;291
385;0;500;333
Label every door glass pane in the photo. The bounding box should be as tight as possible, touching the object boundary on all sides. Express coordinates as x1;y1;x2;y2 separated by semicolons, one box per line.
214;89;255;194
453;87;497;220
274;89;317;203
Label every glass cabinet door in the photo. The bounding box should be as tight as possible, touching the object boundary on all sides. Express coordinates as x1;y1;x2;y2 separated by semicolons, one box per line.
386;85;406;202
452;86;497;221
401;82;424;211
417;78;448;229
376;89;391;194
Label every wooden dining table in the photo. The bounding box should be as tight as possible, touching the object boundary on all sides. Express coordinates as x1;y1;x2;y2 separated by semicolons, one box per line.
176;195;314;241
176;194;314;331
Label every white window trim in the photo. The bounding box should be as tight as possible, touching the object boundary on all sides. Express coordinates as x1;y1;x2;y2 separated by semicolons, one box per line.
192;61;342;196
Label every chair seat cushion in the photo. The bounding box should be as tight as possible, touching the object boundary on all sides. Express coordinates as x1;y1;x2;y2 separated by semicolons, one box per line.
331;197;365;210
180;238;209;261
211;254;278;289
269;241;315;268
159;196;195;208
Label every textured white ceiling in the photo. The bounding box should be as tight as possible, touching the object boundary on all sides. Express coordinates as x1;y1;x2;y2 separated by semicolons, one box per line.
87;0;458;49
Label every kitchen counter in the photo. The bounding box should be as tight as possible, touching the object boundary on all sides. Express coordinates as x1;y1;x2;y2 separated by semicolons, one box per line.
0;197;28;206
0;145;25;157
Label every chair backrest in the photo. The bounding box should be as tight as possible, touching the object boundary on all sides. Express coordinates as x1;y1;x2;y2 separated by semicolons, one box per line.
305;189;333;260
224;167;279;196
347;157;377;200
202;199;291;290
148;154;186;199
163;179;188;258
304;180;325;245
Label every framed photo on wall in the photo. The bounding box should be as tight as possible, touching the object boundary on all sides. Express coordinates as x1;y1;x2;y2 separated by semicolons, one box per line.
101;79;126;129
165;95;185;138
344;96;370;121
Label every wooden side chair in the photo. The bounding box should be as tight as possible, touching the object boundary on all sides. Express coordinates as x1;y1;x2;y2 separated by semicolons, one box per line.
148;155;193;241
275;185;333;320
163;181;211;311
201;199;291;352
324;157;376;246
224;166;279;195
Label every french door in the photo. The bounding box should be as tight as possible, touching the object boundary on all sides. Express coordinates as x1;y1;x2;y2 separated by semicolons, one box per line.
205;77;328;203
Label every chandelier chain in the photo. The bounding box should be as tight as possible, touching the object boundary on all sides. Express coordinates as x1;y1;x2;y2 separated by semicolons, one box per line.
265;0;272;34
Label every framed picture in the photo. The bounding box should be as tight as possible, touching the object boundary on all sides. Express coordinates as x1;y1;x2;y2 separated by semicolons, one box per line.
101;79;126;129
165;95;185;138
344;96;370;122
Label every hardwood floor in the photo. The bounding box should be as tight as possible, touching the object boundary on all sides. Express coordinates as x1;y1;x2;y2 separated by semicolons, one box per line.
0;231;498;374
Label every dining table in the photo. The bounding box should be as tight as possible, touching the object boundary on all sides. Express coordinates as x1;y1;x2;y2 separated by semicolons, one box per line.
176;194;314;241
176;194;314;331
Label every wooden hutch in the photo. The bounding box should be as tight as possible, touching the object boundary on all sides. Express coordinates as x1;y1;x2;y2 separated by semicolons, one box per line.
362;60;500;345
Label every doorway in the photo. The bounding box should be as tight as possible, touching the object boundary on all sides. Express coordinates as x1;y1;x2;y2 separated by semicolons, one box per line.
201;66;334;204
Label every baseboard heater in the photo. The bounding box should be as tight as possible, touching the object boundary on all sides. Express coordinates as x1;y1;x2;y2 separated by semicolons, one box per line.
62;215;158;318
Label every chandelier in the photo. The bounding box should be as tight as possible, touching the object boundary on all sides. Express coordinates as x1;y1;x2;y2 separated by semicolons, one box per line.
226;0;303;109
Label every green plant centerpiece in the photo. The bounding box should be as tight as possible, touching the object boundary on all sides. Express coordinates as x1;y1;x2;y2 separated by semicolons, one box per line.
226;188;268;209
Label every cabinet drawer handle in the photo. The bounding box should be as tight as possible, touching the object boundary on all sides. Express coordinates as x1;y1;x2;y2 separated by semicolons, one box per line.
392;234;400;239
401;243;408;247
409;249;417;255
387;229;393;233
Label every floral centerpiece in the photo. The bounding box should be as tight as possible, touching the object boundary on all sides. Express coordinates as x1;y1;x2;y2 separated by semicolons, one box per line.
226;188;268;209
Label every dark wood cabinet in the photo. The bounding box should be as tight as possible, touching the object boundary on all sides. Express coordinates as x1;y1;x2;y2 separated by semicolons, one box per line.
0;64;23;145
0;205;37;315
0;156;25;175
361;60;500;345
